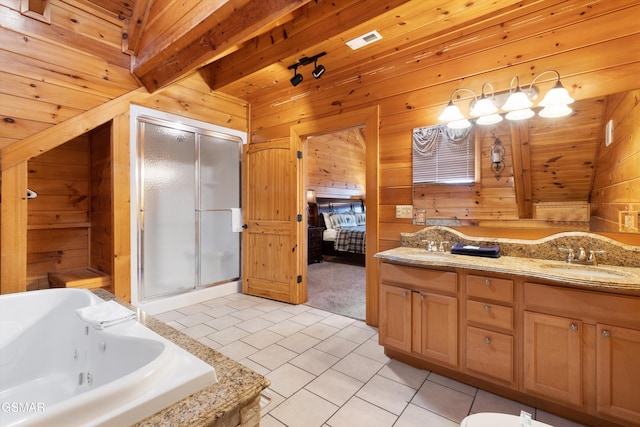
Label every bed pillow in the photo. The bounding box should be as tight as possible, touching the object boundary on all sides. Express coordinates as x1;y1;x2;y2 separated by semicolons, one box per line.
322;212;334;229
329;213;357;229
355;213;366;226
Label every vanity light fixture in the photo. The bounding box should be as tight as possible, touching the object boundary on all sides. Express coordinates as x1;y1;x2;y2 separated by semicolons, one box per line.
490;137;505;180
437;88;477;129
287;52;327;86
438;70;574;126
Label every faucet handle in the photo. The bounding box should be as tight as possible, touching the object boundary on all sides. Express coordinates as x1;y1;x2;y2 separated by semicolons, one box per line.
439;241;450;252
588;249;606;265
558;247;575;262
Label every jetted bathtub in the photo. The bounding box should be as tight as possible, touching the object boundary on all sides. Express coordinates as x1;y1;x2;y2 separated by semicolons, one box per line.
0;288;217;427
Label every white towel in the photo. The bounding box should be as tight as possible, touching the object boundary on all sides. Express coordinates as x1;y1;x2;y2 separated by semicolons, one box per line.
76;300;136;330
230;208;243;232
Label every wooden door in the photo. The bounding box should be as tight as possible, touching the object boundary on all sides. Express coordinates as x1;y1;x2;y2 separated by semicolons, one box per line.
379;284;412;352
596;324;640;424
241;138;306;304
523;311;582;406
418;291;458;366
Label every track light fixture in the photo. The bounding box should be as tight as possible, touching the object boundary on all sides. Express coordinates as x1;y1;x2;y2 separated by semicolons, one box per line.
287;52;327;86
289;64;303;87
438;70;574;129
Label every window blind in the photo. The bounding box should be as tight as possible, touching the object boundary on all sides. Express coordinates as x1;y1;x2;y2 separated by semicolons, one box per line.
412;125;475;184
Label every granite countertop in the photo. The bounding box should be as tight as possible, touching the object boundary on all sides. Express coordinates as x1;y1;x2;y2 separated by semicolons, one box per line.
94;290;270;427
375;247;640;294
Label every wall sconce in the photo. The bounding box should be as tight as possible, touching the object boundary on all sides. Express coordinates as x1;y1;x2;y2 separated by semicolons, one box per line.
439;70;574;128
287;52;327;86
306;189;317;204
490;137;505;180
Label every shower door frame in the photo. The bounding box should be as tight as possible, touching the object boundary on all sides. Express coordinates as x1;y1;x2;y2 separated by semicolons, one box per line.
132;108;245;304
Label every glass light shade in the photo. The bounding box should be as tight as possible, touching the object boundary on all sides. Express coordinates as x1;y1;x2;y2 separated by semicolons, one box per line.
438;102;465;122
539;104;573;118
470;97;498;117
476;114;503;125
501;90;533;111
447;118;472;129
505;108;535;121
538;82;575;107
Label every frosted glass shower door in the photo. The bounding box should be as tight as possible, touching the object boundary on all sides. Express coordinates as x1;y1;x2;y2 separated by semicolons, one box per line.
199;134;241;286
139;123;196;299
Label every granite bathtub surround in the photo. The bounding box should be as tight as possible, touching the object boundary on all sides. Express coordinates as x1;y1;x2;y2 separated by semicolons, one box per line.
400;226;640;268
93;290;269;427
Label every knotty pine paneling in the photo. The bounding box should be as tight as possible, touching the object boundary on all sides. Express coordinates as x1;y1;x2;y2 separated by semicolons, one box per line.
249;1;640;248
307;130;365;198
591;90;640;234
90;123;112;276
26;135;91;287
0;0;139;148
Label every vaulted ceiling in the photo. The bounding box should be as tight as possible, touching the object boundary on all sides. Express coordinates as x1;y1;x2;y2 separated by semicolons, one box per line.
4;0;639;208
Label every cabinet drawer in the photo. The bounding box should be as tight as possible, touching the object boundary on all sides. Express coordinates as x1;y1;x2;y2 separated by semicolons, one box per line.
466;274;513;303
466;300;513;331
381;263;457;294
466;326;513;383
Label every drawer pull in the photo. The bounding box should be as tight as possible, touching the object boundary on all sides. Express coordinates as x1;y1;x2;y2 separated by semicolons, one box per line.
484;279;491;286
601;330;611;338
484;305;491;312
570;323;579;332
420;294;425;301
484;337;491;345
402;291;407;298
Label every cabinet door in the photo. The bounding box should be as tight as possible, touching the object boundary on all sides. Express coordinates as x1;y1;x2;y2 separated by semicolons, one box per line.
379;284;412;352
523;311;582;406
596;324;640;423
418;292;458;366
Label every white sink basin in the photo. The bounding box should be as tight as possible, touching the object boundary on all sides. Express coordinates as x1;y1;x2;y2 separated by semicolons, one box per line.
539;264;634;279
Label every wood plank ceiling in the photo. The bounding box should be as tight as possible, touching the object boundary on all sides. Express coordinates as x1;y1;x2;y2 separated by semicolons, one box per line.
4;0;639;206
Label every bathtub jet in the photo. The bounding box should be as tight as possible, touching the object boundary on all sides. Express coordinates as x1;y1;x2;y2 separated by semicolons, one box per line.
0;288;217;427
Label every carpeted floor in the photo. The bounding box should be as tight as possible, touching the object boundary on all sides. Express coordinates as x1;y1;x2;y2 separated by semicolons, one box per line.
306;259;366;320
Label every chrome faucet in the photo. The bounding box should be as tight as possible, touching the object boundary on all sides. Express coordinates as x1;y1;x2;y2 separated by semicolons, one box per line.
558;247;605;265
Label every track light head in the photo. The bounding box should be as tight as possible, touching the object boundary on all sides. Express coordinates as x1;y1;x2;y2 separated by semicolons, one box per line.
312;64;325;79
289;64;303;87
290;72;303;87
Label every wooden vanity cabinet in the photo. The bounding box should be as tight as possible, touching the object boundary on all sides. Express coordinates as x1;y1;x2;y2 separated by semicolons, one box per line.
596;324;640;423
464;274;515;385
523;311;583;406
524;282;640;425
379;262;458;367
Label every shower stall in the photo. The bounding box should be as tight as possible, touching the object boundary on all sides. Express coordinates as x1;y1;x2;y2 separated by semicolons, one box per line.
130;106;245;313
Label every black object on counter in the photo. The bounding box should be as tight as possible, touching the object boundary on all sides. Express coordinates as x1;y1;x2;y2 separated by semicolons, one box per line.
451;242;501;258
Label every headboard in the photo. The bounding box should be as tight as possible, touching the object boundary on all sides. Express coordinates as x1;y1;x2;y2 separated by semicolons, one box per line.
315;197;365;228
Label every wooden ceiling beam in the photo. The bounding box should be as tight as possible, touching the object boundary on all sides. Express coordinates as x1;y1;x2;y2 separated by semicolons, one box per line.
202;0;413;91
133;0;312;93
125;0;153;55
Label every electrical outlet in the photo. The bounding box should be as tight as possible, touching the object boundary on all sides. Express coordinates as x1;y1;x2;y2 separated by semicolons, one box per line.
396;205;413;218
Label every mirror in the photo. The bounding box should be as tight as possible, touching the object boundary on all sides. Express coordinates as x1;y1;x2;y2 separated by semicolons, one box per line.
412;91;640;237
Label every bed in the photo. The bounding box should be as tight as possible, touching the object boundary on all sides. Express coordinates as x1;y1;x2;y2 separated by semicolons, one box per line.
316;197;366;264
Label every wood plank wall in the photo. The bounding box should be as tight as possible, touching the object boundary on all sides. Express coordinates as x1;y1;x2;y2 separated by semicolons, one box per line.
26;135;91;289
307;130;366;199
591;90;640;234
248;1;640;251
90;123;112;276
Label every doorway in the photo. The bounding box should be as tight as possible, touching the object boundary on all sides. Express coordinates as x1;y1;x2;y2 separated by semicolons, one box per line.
291;105;380;326
305;128;367;319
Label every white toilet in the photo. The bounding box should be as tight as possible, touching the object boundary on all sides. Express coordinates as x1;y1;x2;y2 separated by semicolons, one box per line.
461;413;554;427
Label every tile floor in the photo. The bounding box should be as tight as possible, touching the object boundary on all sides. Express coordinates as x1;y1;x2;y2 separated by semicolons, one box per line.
155;292;587;427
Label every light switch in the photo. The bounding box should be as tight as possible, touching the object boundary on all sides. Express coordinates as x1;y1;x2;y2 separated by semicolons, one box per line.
396;205;413;218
